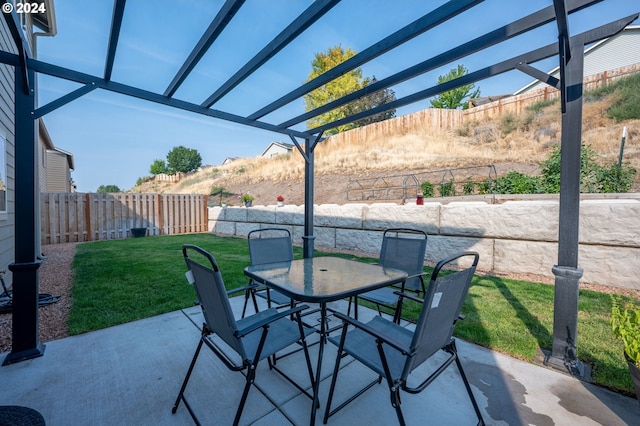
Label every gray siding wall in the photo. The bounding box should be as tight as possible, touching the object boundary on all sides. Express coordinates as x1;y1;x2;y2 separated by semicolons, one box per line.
45;150;70;192
524;28;640;92
0;20;17;283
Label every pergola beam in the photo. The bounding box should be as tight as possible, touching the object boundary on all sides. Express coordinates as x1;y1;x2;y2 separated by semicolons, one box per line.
279;0;596;129
308;14;636;136
248;0;484;121
200;0;340;108
20;56;315;140
164;0;246;97
104;0;126;81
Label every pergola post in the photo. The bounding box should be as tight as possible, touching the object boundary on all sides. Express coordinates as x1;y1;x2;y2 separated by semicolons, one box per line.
302;137;315;258
3;66;43;366
548;33;585;375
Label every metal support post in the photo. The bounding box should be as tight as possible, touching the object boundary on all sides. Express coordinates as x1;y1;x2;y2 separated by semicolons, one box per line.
547;35;585;376
302;138;315;258
4;67;43;365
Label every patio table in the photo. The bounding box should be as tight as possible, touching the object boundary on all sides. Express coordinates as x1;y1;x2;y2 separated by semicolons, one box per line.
244;256;407;425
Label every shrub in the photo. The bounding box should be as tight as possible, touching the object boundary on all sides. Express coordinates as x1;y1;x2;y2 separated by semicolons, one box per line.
595;163;637;193
476;180;490;194
420;181;434;198
439;181;455;197
525;98;558;115
492;171;543;194
500;113;519;135
586;73;640;122
463;178;475;195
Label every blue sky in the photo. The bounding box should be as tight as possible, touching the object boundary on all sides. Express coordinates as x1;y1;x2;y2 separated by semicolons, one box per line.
35;0;639;192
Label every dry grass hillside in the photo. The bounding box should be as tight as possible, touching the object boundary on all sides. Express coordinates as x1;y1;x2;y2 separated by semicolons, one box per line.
132;96;640;206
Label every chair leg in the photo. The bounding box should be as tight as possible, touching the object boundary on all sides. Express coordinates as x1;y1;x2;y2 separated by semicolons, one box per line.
452;341;485;426
233;364;256;426
172;337;204;415
323;331;346;424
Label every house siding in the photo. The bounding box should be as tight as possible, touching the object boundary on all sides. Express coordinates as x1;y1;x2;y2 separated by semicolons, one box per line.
518;26;640;93
0;19;17;282
46;150;70;192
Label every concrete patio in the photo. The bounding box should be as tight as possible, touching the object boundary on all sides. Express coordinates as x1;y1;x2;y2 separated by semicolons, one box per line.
0;297;638;425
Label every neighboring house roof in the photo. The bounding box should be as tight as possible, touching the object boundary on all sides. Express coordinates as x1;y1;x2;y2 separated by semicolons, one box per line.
39;118;74;169
32;0;57;35
222;156;238;163
261;142;294;157
514;25;640;95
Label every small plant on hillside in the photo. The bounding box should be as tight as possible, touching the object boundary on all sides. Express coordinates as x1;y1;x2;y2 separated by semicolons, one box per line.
500;113;519;135
439;180;455;197
597;164;637;193
476;180;490;194
136;176;151;186
586;73;640;122
526;98;558;115
420;181;434;198
492;171;543;194
463;178;475;195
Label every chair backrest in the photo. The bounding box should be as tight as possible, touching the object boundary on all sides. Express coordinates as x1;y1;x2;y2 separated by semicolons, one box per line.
182;244;247;358
248;228;293;266
403;252;479;378
379;228;427;292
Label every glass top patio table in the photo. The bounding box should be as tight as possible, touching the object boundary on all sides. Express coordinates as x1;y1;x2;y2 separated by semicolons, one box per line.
244;256;408;303
244;256;407;426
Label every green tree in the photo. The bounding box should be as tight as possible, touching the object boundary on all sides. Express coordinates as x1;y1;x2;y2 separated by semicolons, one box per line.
166;146;202;174
350;77;397;128
304;46;396;135
96;184;121;193
430;64;480;110
149;159;168;175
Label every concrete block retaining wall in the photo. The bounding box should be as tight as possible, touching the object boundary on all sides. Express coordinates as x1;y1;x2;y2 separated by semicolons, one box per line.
208;196;640;290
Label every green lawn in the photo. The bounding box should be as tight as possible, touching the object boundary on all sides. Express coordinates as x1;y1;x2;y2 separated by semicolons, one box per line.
71;233;637;396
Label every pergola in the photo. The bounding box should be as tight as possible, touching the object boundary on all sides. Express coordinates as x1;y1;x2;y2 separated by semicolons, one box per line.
1;0;637;375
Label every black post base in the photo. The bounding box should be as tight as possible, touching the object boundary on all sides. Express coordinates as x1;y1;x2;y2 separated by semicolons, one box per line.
3;341;45;366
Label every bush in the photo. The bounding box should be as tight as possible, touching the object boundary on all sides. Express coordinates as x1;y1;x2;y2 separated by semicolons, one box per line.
492;172;543;194
595;163;637;193
587;73;640;122
439;181;455;197
463;178;475;195
500;113;519;135
420;181;434;198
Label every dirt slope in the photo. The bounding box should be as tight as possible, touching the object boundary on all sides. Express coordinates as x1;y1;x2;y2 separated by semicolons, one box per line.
131;99;639;205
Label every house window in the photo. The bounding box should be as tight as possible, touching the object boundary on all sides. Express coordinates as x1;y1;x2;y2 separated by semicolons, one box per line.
0;136;6;213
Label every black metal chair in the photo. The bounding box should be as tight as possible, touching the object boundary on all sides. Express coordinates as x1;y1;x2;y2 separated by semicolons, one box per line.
172;244;315;426
350;228;427;323
244;228;296;314
324;252;484;426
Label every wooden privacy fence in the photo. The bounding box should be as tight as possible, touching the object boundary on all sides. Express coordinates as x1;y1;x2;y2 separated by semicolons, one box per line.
41;193;209;245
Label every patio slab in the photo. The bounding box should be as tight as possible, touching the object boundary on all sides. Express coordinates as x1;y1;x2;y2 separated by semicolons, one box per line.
1;297;638;425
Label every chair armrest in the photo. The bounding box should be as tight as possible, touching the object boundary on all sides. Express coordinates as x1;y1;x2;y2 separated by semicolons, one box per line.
393;290;465;321
332;311;413;355
235;304;310;337
393;290;424;304
226;283;259;297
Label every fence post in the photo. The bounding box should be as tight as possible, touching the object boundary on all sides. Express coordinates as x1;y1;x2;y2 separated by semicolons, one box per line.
84;193;92;241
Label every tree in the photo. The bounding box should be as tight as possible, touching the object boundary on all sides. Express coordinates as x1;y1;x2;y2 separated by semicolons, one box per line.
303;46;396;135
149;159;168;175
96;184;121;193
430;64;480;110
166;146;202;174
350;77;396;128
